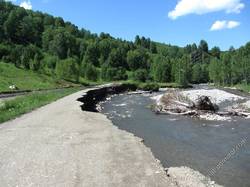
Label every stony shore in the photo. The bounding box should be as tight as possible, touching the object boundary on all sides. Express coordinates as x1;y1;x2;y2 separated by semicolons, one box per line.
152;88;250;121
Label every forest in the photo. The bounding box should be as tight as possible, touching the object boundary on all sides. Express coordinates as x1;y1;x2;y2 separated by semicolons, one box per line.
0;0;250;87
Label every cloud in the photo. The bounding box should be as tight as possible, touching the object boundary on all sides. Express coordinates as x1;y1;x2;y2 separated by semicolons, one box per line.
210;20;240;31
20;0;32;10
168;0;245;19
227;20;241;28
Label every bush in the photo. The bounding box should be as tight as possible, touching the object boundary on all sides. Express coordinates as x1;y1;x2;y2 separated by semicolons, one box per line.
138;82;159;91
41;54;58;75
133;69;148;82
101;65;127;81
56;57;79;82
0;44;10;59
84;63;99;81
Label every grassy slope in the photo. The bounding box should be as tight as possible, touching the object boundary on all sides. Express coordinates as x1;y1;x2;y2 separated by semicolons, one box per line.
0;62;78;92
0;87;81;123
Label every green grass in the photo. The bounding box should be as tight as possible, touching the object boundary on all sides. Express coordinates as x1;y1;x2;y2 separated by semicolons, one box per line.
0;62;78;92
78;77;107;86
235;84;250;93
0;87;81;123
137;82;160;91
158;82;192;88
120;81;193;91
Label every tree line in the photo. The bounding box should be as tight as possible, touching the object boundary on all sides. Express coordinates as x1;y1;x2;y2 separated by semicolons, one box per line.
0;0;249;86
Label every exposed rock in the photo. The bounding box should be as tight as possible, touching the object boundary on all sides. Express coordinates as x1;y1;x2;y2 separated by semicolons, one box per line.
195;96;219;112
152;89;250;121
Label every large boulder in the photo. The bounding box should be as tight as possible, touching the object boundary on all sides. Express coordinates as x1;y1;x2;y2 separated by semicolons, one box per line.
195;96;219;112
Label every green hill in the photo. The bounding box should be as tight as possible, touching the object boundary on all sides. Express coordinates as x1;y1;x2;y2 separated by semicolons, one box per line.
0;0;249;87
0;62;77;92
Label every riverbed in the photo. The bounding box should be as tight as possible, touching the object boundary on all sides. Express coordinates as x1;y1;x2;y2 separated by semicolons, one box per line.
101;91;250;187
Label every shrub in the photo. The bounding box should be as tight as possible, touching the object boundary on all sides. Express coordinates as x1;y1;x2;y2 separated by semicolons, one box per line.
56;57;79;82
84;63;99;81
138;82;159;91
133;69;148;82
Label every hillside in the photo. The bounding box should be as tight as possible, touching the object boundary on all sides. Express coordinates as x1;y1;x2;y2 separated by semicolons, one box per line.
0;62;77;92
0;0;249;87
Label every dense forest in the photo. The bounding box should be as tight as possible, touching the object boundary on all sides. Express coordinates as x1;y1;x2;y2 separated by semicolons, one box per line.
0;1;250;87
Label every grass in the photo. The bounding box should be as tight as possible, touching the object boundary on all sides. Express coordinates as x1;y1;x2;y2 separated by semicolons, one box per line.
119;81;159;91
158;82;193;88
235;84;250;93
78;77;108;86
120;81;193;91
0;87;81;123
0;62;78;92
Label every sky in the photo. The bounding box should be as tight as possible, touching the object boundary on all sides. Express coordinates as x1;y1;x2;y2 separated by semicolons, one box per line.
8;0;250;50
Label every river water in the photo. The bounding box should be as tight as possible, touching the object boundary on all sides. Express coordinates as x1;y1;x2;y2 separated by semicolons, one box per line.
101;91;250;187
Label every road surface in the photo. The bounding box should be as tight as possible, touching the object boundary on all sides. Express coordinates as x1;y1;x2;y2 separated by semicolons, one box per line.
0;88;175;187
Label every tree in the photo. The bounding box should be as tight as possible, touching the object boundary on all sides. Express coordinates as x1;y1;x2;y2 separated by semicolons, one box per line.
56;57;79;82
151;55;171;82
0;44;10;59
48;29;78;59
199;40;208;53
140;37;151;49
135;35;141;46
31;53;42;71
21;45;40;69
101;65;127;81
209;58;222;84
1;0;250;88
191;43;198;52
133;69;148;82
107;47;127;68
192;64;202;83
175;56;189;87
54;17;65;27
83;63;98;81
3;8;27;43
184;44;192;54
211;46;221;59
82;43;99;66
98;39;112;60
43;14;54;27
150;42;157;53
127;49;148;70
221;53;232;85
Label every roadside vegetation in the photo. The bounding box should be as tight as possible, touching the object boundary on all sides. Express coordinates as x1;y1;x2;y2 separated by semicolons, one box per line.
0;62;79;92
0;87;81;123
235;84;250;93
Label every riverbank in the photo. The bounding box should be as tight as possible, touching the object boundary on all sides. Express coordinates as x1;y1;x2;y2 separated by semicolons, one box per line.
101;89;250;187
78;84;222;187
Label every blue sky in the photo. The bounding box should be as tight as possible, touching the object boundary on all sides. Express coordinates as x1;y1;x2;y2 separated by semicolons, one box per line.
9;0;250;50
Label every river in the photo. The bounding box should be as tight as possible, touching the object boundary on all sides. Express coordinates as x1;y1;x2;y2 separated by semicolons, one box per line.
101;90;250;187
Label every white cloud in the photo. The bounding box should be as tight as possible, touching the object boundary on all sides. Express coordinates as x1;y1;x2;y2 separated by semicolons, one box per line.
227;20;241;28
210;20;240;31
20;0;32;10
168;0;245;19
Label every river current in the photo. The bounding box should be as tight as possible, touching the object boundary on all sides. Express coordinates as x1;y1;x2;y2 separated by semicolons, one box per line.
101;91;250;187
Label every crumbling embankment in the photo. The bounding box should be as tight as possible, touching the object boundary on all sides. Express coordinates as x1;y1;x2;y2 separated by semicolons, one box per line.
77;83;137;112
